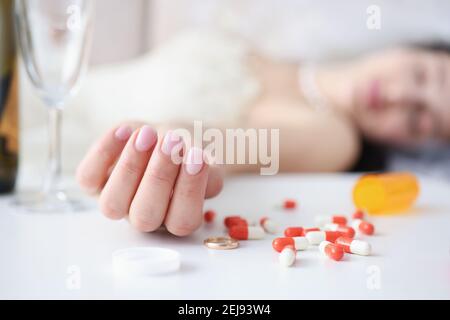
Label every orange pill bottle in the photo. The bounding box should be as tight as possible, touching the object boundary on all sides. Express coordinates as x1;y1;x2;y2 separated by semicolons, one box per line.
353;172;419;215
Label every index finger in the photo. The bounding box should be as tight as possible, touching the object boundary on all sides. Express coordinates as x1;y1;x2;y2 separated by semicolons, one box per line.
76;124;134;194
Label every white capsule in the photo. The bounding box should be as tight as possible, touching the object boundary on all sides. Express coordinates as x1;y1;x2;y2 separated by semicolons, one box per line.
336;237;371;256
260;217;278;234
350;240;371;256
250;226;266;239
324;223;339;231
318;241;332;256
306;231;326;245
279;246;296;267
292;236;309;250
229;225;265;240
273;237;309;252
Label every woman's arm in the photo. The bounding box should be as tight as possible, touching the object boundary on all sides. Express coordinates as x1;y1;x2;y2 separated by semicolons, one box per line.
243;98;361;173
226;55;361;174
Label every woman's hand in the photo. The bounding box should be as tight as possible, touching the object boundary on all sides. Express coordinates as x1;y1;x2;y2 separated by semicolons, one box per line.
76;122;223;236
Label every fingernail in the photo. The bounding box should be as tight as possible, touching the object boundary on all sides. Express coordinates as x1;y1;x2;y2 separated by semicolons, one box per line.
114;126;133;141
161;131;181;156
186;147;204;176
135;125;157;152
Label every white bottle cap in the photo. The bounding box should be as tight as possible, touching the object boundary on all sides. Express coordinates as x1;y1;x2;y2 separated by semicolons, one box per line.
112;247;180;277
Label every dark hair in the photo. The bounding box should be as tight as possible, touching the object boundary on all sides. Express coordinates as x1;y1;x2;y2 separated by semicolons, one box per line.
416;41;450;54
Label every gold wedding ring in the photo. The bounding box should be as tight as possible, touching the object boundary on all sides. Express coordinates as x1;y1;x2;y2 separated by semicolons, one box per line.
204;237;239;250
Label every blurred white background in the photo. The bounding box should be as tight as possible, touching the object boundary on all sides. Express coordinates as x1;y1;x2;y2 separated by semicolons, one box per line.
18;0;450;182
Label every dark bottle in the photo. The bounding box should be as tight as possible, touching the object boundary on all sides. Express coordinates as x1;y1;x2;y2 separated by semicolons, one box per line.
0;0;19;193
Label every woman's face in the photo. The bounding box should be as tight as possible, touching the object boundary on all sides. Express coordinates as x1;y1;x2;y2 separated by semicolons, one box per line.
350;48;450;146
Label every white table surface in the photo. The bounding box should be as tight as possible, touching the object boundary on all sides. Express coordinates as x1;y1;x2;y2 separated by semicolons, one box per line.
1;174;449;300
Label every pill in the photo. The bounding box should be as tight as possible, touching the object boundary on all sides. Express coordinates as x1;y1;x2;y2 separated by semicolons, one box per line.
224;216;241;228
284;227;304;237
303;227;321;234
229;226;265;240
260;217;278;234
279;246;296;267
232;219;248;227
306;231;341;245
324;224;355;238
352;209;365;220
319;241;344;261
283;199;297;209
335;236;371;256
224;216;247;228
272;237;309;252
315;215;348;227
204;210;216;223
352;219;375;235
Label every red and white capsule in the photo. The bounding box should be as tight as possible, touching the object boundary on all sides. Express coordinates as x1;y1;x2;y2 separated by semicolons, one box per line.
284;227;304;237
315;215;348;227
352;219;375;235
279;246;296;267
335;236;371;256
272;237;309;252
324;224;355;238
260;217;278;234
224;216;242;228
229;225;265;240
306;231;341;245
303;227;321;234
319;241;344;261
224;216;249;228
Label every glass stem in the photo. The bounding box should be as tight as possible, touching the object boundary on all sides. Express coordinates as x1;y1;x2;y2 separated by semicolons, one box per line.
43;108;63;195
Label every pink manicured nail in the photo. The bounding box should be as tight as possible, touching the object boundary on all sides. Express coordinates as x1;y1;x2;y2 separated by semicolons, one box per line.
135;125;157;152
186;147;204;176
114;126;133;141
161;131;181;156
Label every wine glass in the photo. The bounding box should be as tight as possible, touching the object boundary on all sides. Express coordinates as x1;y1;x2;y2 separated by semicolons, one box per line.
14;0;94;212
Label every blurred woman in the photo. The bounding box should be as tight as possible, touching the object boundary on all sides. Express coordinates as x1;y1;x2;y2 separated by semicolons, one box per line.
246;46;450;172
75;0;450;234
75;44;450;234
